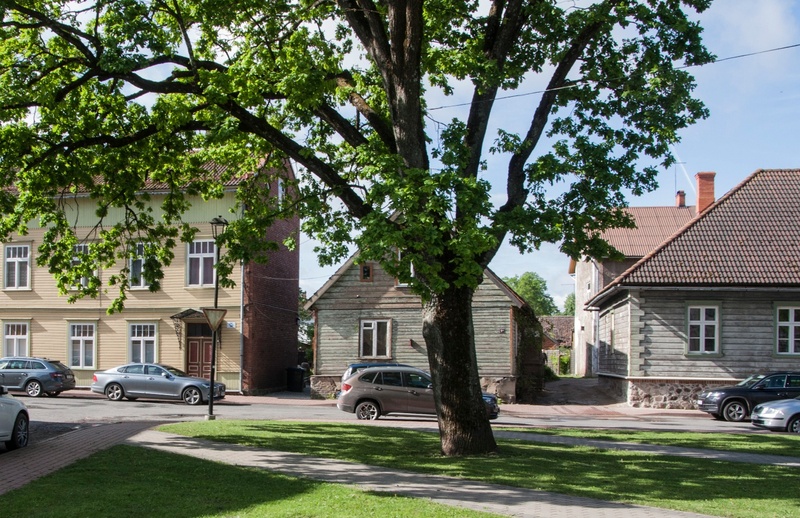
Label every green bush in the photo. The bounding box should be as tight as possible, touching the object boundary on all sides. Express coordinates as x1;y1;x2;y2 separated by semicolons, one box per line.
558;348;571;375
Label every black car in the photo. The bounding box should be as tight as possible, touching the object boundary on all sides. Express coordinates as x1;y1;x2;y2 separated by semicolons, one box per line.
696;372;800;422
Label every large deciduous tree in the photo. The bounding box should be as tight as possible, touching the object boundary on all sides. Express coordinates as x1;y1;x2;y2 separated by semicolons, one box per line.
0;0;713;455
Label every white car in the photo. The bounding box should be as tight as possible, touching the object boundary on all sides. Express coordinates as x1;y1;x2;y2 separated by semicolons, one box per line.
751;397;800;433
0;385;29;450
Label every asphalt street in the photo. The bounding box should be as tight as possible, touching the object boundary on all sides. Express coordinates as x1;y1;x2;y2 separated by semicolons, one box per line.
5;381;763;453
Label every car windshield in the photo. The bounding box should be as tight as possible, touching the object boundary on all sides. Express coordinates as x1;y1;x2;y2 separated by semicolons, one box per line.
48;361;70;371
736;374;766;387
162;365;188;377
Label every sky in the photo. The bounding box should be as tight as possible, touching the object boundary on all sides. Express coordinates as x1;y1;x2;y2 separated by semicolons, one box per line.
299;0;800;309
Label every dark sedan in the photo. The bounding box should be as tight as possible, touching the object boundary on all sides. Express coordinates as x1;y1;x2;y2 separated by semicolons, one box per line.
696;372;800;422
91;363;225;405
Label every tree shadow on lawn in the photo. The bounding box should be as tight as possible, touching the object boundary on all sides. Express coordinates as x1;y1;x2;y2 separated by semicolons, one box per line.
163;420;800;515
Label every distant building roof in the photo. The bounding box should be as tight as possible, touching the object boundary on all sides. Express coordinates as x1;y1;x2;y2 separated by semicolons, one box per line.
602;206;696;258
539;315;574;348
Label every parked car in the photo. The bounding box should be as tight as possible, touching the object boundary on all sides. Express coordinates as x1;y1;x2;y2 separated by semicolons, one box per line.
751;397;800;433
340;362;414;383
337;365;500;420
0;385;29;450
0;356;76;397
91;363;225;405
695;372;800;422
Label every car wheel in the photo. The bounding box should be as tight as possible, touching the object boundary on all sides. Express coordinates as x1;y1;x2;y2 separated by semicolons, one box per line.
47;391;61;397
787;415;800;433
182;387;202;405
25;380;43;397
105;383;125;401
5;412;29;450
722;400;747;422
355;400;381;420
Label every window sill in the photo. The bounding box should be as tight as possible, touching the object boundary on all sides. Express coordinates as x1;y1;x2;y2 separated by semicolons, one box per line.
684;352;724;359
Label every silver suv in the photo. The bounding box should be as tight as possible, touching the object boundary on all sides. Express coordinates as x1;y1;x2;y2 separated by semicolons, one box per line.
0;357;77;397
337;365;499;420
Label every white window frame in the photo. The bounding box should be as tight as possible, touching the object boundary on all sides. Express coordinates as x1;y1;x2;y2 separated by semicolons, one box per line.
687;305;719;354
69;322;96;369
776;307;800;355
129;323;157;363
4;322;29;356
187;240;216;287
359;319;391;358
130;243;150;289
5;244;30;289
71;243;91;289
276;178;286;203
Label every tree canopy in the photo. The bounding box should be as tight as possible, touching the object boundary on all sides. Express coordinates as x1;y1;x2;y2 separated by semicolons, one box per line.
503;272;558;316
0;0;714;455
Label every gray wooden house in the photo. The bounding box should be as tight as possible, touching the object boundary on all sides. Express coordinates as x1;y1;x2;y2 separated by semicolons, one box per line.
586;169;800;408
304;255;543;403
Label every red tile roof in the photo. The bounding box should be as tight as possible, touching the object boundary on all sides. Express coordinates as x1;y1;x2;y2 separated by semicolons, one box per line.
602;206;695;257
601;169;800;290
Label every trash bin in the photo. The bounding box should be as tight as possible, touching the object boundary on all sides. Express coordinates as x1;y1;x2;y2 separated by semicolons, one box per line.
286;367;305;392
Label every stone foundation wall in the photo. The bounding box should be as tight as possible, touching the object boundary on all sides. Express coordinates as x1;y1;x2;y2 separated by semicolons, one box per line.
310;374;518;404
600;377;736;409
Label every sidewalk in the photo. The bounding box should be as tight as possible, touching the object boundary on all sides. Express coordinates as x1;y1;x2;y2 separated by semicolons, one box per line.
3;418;799;516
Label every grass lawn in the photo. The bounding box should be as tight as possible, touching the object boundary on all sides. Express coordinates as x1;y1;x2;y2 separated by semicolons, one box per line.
160;420;800;518
499;427;800;457
0;444;498;518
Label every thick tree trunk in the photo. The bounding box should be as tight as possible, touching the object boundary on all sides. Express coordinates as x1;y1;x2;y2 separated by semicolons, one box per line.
422;283;498;456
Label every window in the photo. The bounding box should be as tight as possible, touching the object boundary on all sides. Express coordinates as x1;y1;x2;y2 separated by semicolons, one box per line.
187;240;216;286
276;178;286;203
776;307;800;355
129;323;157;363
404;371;431;389
5;245;29;289
688;306;718;353
130;243;150;289
69;323;95;369
4;323;28;356
360;263;373;282
360;319;390;358
72;244;90;288
395;250;414;287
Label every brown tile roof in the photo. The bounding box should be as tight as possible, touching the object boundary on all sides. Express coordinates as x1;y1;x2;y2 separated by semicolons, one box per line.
602;206;696;257
539;316;574;347
600;169;800;290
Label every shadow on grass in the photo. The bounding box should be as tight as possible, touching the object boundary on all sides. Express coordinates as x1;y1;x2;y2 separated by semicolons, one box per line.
0;444;496;518
161;421;800;517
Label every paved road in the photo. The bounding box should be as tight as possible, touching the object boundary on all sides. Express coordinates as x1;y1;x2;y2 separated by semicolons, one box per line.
5;385;762;452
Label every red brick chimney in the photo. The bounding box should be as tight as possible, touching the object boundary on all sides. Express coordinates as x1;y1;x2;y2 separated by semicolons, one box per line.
676;190;686;207
695;172;716;214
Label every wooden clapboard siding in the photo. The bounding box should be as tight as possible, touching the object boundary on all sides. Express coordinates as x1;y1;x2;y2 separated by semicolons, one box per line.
619;289;800;379
311;259;521;377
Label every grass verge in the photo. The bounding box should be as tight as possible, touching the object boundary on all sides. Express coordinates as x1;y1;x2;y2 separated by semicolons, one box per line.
159;420;800;518
497;426;800;457
0;444;498;518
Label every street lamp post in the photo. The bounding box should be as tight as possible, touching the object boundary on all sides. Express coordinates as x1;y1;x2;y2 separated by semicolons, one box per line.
203;216;228;420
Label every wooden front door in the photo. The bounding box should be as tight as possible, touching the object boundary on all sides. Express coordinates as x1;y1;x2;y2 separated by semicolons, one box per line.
187;337;213;379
